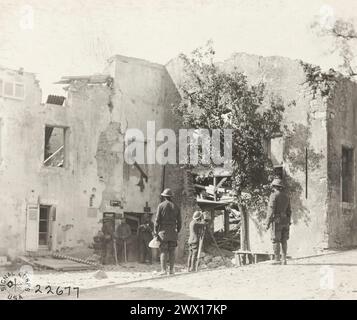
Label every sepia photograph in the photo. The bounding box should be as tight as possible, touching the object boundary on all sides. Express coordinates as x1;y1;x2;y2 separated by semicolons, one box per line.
0;0;357;308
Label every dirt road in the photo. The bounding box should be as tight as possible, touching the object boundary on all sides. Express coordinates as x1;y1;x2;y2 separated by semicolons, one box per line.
38;249;357;300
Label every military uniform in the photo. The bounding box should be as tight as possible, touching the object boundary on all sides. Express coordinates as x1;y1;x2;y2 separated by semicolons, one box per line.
138;215;154;263
266;179;292;264
187;211;206;272
154;188;182;275
115;220;132;262
101;218;115;265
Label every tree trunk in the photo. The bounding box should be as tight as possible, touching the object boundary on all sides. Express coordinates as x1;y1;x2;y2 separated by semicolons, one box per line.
238;203;249;251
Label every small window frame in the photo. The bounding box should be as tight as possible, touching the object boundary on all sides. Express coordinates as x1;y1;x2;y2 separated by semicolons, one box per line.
43;125;69;169
0;79;25;100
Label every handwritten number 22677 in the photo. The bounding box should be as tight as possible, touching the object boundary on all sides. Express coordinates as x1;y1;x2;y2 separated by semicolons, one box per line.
34;285;79;298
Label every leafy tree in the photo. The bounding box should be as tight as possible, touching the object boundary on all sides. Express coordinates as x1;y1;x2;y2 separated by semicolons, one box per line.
312;17;357;77
174;42;285;250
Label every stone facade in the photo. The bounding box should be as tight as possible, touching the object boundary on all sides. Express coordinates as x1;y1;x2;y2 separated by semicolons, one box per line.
1;52;357;260
0;56;183;259
326;78;357;249
167;53;357;257
220;53;330;257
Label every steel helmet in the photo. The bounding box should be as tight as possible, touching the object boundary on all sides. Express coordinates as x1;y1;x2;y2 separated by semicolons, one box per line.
161;188;173;197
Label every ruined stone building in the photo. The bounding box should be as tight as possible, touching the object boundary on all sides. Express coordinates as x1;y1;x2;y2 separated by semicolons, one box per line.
1;52;357;260
167;53;357;257
0;57;185;260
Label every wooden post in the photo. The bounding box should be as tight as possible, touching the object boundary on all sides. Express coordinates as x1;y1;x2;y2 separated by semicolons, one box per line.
239;204;248;251
213;176;217;201
124;240;127;263
223;209;230;235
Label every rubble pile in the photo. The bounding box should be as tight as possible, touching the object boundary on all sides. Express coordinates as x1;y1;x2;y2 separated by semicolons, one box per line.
197;249;234;270
215;228;240;251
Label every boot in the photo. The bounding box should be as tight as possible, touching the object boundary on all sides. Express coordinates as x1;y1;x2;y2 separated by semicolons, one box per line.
272;242;281;265
281;241;287;265
160;252;167;275
169;248;175;275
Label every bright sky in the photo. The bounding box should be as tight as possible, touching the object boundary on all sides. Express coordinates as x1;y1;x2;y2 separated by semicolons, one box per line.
0;0;356;99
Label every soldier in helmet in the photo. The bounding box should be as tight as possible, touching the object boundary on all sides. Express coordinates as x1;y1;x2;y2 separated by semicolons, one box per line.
266;178;292;265
187;210;207;272
154;188;182;275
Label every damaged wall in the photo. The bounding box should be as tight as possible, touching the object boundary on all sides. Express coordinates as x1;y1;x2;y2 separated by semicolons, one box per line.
0;55;183;258
0;67;43;257
105;55;182;220
167;53;332;257
221;53;330;257
327;78;357;249
3;51;355;260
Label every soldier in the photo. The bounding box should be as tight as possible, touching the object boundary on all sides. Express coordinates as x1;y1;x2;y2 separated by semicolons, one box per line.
137;213;154;264
154;188;182;275
115;217;132;262
187;211;207;272
101;217;115;265
266;178;292;265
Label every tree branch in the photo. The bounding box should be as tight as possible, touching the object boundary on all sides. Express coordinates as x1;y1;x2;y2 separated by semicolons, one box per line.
332;30;357;40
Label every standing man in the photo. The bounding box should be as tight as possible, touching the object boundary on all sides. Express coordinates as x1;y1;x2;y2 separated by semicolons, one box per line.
137;214;154;264
101;217;115;265
154;188;182;275
115;217;132;263
187;211;207;272
266;178;292;265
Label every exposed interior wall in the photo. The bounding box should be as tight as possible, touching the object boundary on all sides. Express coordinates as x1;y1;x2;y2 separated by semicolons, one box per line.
0;56;183;258
327;78;357;248
107;55;181;217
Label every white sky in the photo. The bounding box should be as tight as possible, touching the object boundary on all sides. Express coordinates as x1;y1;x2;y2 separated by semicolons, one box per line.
0;0;356;99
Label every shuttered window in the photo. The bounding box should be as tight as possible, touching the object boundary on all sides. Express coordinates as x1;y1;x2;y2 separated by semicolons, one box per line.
0;80;25;100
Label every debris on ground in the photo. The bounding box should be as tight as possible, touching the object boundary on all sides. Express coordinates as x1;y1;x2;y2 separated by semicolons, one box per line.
214;228;240;251
196;246;235;270
15;247;99;272
52;252;101;268
94;270;108;279
24;257;96;271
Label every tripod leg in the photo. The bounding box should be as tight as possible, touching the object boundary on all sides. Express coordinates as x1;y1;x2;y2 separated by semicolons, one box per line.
195;231;205;271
